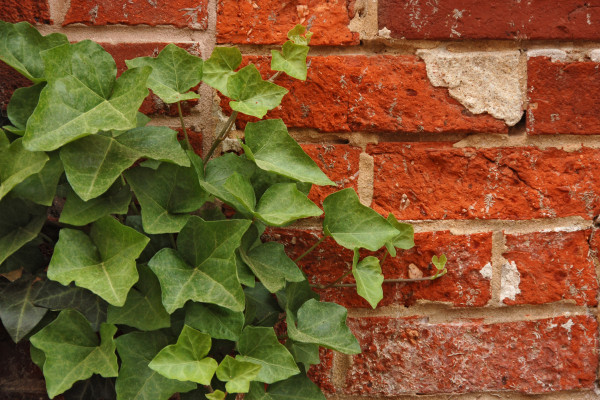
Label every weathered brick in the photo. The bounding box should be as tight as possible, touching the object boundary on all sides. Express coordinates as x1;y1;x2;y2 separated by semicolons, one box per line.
175;128;202;156
502;230;598;306
370;143;600;220
216;0;358;46
527;57;600;135
222;56;506;133
307;348;335;394
100;43;201;116
264;229;492;308
379;0;600;40
345;315;598;395
0;61;32;110
64;0;208;29
0;0;51;24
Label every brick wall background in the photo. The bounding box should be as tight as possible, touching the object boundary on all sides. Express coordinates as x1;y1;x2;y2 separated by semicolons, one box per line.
2;0;600;399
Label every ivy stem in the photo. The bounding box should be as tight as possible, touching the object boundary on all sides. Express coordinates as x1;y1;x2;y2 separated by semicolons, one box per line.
311;267;353;289
268;70;282;82
177;101;191;150
331;276;438;287
38;232;55;244
294;236;325;263
204;111;238;163
381;249;389;264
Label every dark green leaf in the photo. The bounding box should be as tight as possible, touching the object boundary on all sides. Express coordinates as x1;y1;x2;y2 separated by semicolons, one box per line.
184;302;244;341
228;65;288;118
235;252;256;287
216;355;261;393
202;47;242;97
11;151;63;206
0;137;48;200
268;373;325;400
0;276;47;342
59;183;131;226
250;167;311;199
246;382;273;400
0;241;45;274
271;42;309;80
0;197;46;265
285;340;321;368
63;375;116;400
7;82;45;132
125;215;171;263
352;251;383;309
254;183;322;226
239;242;304;293
281;280;319;315
244;283;282;327
47;216;149;306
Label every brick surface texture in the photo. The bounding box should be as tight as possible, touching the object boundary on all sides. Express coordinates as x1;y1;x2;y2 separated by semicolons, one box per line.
2;0;600;399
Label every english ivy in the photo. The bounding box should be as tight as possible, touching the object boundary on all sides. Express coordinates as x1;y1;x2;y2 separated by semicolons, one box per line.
0;21;446;399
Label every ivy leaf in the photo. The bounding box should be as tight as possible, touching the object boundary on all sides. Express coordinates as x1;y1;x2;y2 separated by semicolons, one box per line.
125;161;207;234
235;252;256;287
247;382;273;400
285;340;321;368
236;326;299;384
323;188;399;251
202;47;242;97
184;302;244;341
47;216;149;306
281;280;319;315
63;375;116;400
126;43;203;104
30;310;118;398
254;183;322;226
148;217;250;313
206;390;226;400
0;137;48;201
24;41;151;151
250;166;312;199
7;82;46;133
352;251;383;309
11;152;63;206
384;213;415;257
33;280;108;331
271;42;309;80
287;25;313;46
0;21;68;82
228;65;288;118
286;299;360;354
115;331;196;400
216;355;261;393
0;276;47;342
125;215;172;263
61;126;189;201
244;283;282;327
59;183;131;226
107;265;170;331
243;119;334;186
149;325;218;385
252;374;325;400
0;197;46;265
239;242;304;293
0;241;45;275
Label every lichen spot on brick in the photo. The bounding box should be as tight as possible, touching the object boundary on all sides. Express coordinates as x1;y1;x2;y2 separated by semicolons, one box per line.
500;261;521;302
416;48;524;126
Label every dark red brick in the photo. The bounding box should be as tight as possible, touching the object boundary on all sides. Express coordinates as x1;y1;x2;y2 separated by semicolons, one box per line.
217;0;358;46
379;0;600;40
307;348;335;394
345;315;598;394
370;143;600;220
527;57;600;135
0;61;32;110
0;0;51;24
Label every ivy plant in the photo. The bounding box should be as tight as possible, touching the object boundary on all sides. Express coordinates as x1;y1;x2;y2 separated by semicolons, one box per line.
0;21;447;400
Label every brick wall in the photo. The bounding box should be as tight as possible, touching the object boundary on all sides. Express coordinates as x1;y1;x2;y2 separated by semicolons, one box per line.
2;0;600;398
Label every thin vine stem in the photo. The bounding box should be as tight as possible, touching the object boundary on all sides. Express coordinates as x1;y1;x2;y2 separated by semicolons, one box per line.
38;232;55;244
268;70;282;82
203;110;238;163
294;236;325;263
177;101;191;150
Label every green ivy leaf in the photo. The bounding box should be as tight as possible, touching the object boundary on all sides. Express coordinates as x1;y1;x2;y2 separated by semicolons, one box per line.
30;342;46;370
247;382;273;400
125;160;207;234
148;217;250;313
228;65;288;118
323;188;399;251
7;82;45;133
0;276;47;342
0;21;68;82
236;326;299;384
244;283;282;327
0;137;48;201
271;42;309;80
30;310;118;398
61;126;189;201
384;213;415;257
352;251;383;309
115;331;196;400
285;340;321;369
11;151;63;206
59;183;131;226
63;375;116;400
250;166;311;199
252;374;326;400
235;252;256;287
125;215;172;263
287;25;313;46
254;183;322;226
206;390;226;400
280;280;319;315
243;119;334;186
184;302;244;341
47;216;149;306
287;299;360;354
149;325;218;385
107;265;170;331
216;355;261;393
24;41;151;151
202;47;242;97
0;241;45;275
126;43;203;104
239;242;304;293
33;280;108;331
0;197;46;265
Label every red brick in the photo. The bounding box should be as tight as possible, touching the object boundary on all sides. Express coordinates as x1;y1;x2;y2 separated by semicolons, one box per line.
64;0;208;29
264;229;492;308
379;0;600;40
216;0;358;46
222;56;506;133
307;348;335;394
100;43;201;116
0;0;51;24
175;128;202;156
527;57;600;135
503;230;598;306
0;61;32;110
345;315;598;395
370;143;600;220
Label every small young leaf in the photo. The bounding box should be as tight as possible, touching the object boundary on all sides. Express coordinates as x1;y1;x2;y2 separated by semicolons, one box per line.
216;355;262;393
254;183;322;226
287;25;313;46
149;325;218;385
184;302;244;341
0;138;48;201
202;47;242;97
59;183;131;226
126;43;203;104
271;42;309;80
228;65;288;118
30;310;118;398
0;276;47;342
352;252;384;309
0;197;46;265
11;152;63;206
206;390;226;400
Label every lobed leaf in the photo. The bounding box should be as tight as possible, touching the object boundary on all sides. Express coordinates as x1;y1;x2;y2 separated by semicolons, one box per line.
11;152;63;206
271;41;309;80
384;213;415;257
0;197;46;265
228;65;288;118
248;374;326;400
0;137;48;201
352;251;383;309
254;183;322;226
59;183;131;226
0;276;47;343
202;47;242;97
184;302;244;341
216;355;261;393
7;82;45;133
239;242;304;293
